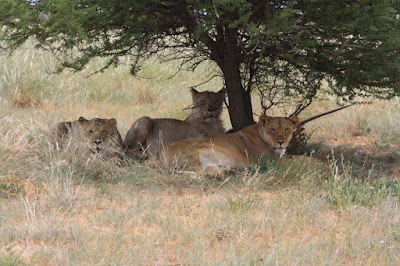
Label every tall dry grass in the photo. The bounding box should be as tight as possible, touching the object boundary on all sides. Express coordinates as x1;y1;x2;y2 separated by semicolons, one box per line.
0;42;399;265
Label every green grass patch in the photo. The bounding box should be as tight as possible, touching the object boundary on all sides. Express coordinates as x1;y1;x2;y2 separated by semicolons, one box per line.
0;254;23;266
325;177;399;210
0;182;24;198
224;194;261;213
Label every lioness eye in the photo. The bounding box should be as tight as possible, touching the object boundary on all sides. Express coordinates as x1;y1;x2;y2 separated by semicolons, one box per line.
89;130;94;134
271;128;276;132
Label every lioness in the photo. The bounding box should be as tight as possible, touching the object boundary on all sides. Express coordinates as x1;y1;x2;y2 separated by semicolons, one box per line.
161;115;300;170
124;88;226;156
54;117;123;156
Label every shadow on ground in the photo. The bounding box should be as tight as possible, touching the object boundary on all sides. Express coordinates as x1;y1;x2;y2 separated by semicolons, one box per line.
314;143;400;179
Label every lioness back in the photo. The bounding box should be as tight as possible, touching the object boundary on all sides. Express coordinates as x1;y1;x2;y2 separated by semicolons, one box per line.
124;88;226;156
162;115;300;170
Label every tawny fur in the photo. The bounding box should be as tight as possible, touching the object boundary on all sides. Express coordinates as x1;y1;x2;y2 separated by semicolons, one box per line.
124;88;226;156
54;117;123;157
161;115;300;170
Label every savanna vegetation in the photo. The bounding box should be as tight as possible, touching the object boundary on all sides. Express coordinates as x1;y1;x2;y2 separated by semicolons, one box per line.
0;43;399;265
1;0;400;131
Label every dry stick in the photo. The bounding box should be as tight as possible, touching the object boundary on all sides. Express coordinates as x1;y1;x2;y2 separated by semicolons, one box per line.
298;104;354;127
212;0;220;18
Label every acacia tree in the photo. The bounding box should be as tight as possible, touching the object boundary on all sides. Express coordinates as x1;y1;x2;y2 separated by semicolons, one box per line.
1;0;400;131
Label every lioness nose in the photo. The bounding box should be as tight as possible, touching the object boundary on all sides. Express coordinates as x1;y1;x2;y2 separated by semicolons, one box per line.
94;140;102;145
277;141;284;146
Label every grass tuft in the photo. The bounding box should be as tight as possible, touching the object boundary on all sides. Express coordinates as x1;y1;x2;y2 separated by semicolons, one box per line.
0;181;24;198
0;254;23;266
224;194;261;213
324;158;399;209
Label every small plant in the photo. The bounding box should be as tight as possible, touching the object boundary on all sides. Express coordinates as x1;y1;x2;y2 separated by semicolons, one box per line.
386;222;400;244
355;116;372;135
0;181;24;198
287;127;320;155
225;194;260;213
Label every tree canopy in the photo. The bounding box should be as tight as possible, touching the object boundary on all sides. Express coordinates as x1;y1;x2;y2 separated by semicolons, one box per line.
1;0;400;130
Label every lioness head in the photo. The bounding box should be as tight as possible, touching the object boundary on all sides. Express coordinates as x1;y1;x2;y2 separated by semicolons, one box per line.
189;88;225;121
258;115;300;155
76;117;122;154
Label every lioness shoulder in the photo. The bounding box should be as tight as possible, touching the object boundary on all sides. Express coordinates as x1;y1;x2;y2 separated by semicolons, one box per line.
124;88;226;156
161;115;300;170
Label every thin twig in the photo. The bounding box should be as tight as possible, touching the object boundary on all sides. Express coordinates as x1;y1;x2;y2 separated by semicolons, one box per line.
212;0;220;18
299;104;354;126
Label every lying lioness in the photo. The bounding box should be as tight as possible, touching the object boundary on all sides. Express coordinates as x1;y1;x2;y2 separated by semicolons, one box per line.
124;88;225;156
53;117;123;157
160;115;300;170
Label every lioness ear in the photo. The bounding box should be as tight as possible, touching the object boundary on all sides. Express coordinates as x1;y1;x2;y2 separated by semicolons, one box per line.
289;116;300;127
217;88;226;95
77;117;89;127
107;118;117;127
190;87;200;96
259;115;271;125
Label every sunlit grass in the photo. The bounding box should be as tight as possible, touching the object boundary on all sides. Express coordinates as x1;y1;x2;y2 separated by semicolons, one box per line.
0;42;399;264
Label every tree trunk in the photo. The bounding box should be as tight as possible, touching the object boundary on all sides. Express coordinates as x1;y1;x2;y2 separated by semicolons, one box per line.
223;68;254;131
222;28;254;131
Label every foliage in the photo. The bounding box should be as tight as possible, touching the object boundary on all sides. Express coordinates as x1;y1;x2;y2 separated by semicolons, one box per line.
286;127;317;155
1;1;400;128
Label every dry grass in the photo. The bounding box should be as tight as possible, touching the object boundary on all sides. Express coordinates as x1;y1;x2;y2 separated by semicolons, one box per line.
0;42;399;265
